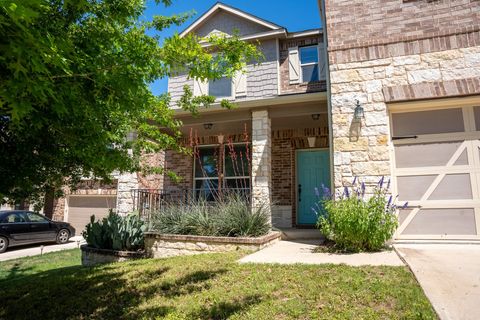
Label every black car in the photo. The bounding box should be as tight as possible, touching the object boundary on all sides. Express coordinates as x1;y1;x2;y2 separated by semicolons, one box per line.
0;210;76;253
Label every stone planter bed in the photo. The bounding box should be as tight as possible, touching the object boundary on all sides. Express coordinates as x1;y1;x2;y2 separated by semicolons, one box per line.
81;245;146;266
145;231;282;258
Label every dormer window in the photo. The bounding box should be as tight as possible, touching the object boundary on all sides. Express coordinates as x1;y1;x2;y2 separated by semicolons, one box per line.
208;76;233;98
299;46;319;82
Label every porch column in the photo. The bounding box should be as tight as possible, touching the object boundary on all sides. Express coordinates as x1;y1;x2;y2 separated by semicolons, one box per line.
251;110;272;224
116;172;138;216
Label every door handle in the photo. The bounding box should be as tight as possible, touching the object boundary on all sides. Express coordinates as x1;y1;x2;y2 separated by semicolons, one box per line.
298;184;302;202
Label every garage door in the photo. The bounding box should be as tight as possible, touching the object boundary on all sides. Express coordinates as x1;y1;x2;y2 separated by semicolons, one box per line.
392;105;480;240
67;196;117;234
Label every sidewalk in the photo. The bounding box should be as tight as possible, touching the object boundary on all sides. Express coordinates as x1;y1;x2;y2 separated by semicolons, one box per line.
0;236;84;262
239;240;404;266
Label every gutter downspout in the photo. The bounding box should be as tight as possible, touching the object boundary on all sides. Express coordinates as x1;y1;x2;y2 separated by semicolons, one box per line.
318;0;335;194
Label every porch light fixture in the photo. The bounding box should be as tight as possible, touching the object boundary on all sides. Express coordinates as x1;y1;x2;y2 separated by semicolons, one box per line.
354;100;364;120
203;123;213;130
311;113;321;120
307;136;316;148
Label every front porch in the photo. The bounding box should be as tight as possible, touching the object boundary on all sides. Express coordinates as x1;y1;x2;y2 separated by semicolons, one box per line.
154;100;330;229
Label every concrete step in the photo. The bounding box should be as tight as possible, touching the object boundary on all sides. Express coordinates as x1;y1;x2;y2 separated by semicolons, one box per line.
278;228;325;240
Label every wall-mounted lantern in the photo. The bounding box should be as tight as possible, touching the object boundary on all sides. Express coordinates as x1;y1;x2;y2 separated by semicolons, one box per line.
354;100;364;120
203;123;213;130
311;113;321;120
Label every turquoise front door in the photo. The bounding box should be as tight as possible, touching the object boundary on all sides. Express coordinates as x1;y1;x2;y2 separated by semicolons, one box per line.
296;149;330;225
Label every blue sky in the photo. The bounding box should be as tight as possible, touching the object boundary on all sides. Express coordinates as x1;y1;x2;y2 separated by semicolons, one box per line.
144;0;321;95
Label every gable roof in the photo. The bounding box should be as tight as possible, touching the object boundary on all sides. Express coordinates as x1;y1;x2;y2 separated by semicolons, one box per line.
179;2;284;38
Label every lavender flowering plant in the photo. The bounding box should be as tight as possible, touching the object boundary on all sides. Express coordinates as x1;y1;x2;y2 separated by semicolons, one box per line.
313;177;406;252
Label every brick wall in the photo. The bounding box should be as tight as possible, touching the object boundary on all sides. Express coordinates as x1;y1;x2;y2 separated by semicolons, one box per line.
279;35;327;94
325;0;480;51
163;150;194;196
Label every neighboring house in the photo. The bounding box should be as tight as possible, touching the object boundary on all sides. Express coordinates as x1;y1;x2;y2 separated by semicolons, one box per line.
322;0;480;240
52;1;480;241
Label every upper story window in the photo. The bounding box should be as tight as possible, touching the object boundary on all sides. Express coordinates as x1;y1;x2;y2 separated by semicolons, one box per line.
208;76;233;98
299;46;319;82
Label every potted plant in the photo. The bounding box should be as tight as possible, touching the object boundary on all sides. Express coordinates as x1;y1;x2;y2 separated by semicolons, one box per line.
81;211;146;266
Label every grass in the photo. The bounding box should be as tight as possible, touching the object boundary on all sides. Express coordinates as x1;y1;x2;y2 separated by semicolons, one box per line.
0;249;437;320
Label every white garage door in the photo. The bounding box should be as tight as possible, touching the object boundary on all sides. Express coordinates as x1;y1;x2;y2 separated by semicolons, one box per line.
67;196;117;234
392;105;480;240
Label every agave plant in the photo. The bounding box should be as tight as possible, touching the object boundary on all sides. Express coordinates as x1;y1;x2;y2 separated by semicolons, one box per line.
82;211;146;251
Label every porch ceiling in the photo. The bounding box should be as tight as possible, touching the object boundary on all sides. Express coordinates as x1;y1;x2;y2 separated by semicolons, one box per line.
176;100;328;136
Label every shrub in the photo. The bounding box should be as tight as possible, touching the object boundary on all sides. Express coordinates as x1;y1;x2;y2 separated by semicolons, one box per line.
315;177;405;252
149;195;270;237
82;211;146;251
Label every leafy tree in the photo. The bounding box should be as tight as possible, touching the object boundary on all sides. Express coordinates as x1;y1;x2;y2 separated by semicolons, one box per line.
0;0;261;207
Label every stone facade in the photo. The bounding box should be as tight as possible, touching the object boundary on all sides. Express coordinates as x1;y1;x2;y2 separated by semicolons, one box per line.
145;232;281;259
325;0;480;193
251;110;272;223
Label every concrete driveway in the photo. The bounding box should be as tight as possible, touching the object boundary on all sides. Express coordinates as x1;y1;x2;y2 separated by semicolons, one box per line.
0;236;84;262
395;244;480;320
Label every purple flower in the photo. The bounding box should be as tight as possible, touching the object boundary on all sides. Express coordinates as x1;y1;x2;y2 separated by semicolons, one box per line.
314;187;320;197
321;184;331;200
387;195;392;207
352;177;357;185
361;182;366;197
386;178;391;190
402;202;409;209
344;186;350;198
378;176;384;189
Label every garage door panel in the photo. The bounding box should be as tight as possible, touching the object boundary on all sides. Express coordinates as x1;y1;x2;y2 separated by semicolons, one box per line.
397;175;436;201
68;196;116;234
395;142;464;168
428;174;473;200
392;108;464;136
454;149;469;165
402;209;477;236
393;105;480;240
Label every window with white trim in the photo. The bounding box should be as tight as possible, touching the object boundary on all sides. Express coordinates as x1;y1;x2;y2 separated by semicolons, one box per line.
208;76;233;98
299;45;319;82
193;144;251;201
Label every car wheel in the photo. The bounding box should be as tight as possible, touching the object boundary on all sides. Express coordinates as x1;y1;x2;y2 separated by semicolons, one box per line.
0;236;8;253
56;229;70;244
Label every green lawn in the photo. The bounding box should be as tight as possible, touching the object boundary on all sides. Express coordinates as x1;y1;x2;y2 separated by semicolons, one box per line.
0;249;436;320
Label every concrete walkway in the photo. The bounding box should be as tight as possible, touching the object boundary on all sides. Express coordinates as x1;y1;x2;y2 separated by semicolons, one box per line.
0;236;84;262
239;240;404;266
395;244;480;320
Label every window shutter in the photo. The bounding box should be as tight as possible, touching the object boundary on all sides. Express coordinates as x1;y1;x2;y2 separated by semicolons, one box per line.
234;69;247;98
318;42;327;81
288;47;300;84
193;79;208;96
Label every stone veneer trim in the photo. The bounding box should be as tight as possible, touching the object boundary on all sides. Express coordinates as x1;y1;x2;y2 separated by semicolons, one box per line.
383;77;480;103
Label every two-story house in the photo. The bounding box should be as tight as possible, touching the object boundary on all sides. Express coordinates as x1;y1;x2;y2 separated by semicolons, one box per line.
52;2;330;232
53;0;480;241
157;2;330;229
